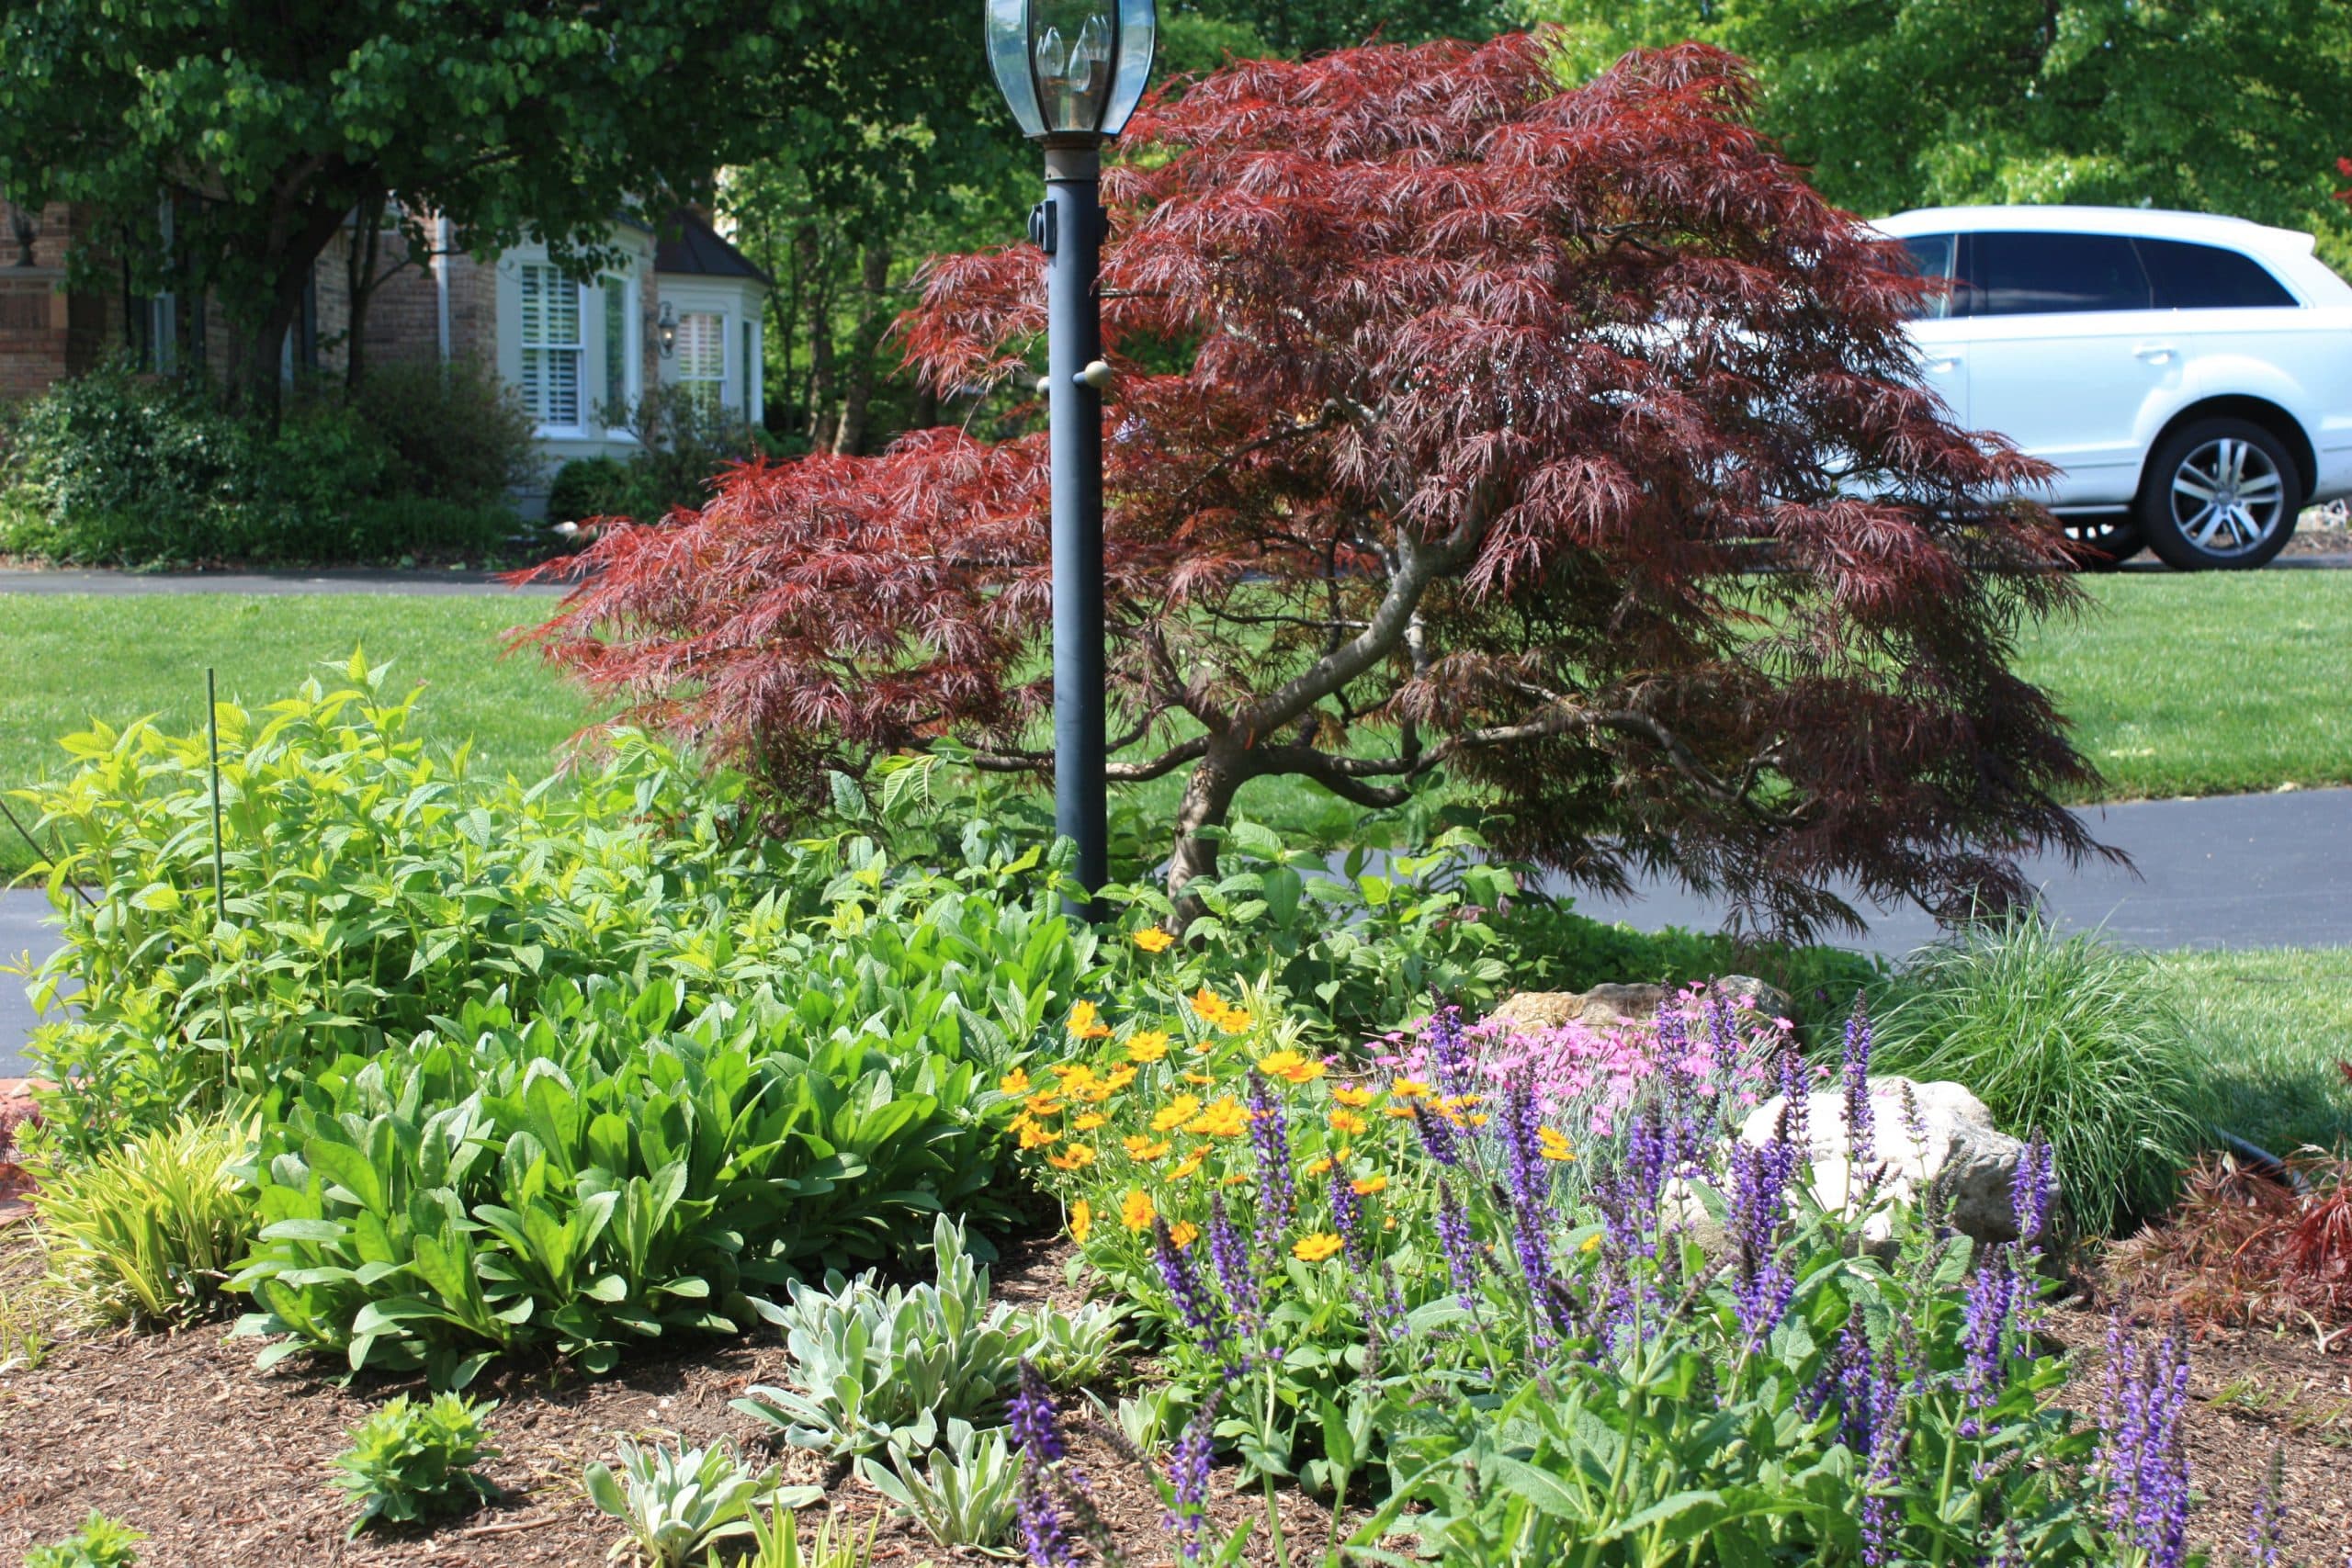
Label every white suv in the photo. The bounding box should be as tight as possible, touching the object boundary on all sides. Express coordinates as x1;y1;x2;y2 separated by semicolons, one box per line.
1874;205;2352;569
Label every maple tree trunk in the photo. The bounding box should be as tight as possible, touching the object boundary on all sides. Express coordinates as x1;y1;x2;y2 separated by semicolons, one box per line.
798;225;839;451
831;238;892;456
1166;741;1252;910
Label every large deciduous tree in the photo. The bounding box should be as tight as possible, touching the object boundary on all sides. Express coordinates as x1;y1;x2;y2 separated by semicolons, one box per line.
1532;0;2352;259
0;1;933;416
523;34;2107;937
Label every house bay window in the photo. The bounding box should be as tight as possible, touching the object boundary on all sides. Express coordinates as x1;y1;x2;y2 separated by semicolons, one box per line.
519;263;583;431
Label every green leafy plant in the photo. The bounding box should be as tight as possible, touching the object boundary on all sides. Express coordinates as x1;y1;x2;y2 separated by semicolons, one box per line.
738;1502;876;1568
1017;1300;1132;1389
330;1393;502;1536
582;1438;817;1568
1871;916;2204;1234
733;1214;1029;1458
856;1418;1023;1551
31;1116;255;1325
21;1513;145;1568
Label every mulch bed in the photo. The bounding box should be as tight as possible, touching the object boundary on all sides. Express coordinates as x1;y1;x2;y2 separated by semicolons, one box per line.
0;1228;1317;1567
3;1217;2344;1565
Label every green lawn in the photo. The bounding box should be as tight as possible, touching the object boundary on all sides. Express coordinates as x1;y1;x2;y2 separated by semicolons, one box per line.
0;593;593;875
2167;944;2352;1156
4;572;2351;879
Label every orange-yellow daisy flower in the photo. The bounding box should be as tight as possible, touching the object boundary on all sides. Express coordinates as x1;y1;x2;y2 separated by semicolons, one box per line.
1067;999;1113;1040
1329;1110;1369;1136
1351;1173;1387;1197
1048;1144;1097;1171
1069;1199;1091;1243
1073;1112;1108;1132
1121;1189;1156;1230
1124;1134;1172;1161
1151;1094;1202;1134
1256;1049;1326;1086
1539;1127;1576;1163
1000;1068;1032;1096
1125;1032;1170;1064
1293;1233;1343;1262
1332;1086;1375;1108
1184;1098;1250;1138
1167;1221;1200;1248
1133;928;1175;953
1170;1147;1209;1179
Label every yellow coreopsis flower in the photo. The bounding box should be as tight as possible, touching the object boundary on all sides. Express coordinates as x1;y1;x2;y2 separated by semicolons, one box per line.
1102;1066;1138;1094
1539;1127;1576;1162
1580;1233;1602;1254
1000;1068;1033;1096
1170;1147;1208;1179
1124;1134;1172;1161
1332;1086;1375;1108
1256;1049;1326;1086
1190;987;1233;1027
1391;1077;1432;1100
1351;1173;1388;1197
1125;1032;1170;1064
1048;1144;1097;1171
1293;1233;1343;1262
1303;1156;1335;1177
1069;1199;1091;1243
1073;1112;1108;1131
1121;1189;1156;1230
1184;1098;1250;1138
1329;1109;1369;1136
1067;999;1113;1040
1018;1120;1062;1150
1151;1094;1203;1134
1168;1221;1200;1248
1133;927;1175;953
1182;1071;1216;1086
1027;1094;1066;1117
1216;1008;1255;1035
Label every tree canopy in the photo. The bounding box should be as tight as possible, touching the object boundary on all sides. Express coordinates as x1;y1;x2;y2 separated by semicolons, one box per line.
1531;0;2352;258
0;0;968;411
526;33;2104;937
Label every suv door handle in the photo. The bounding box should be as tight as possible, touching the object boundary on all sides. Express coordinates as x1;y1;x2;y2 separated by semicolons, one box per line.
2133;343;2177;363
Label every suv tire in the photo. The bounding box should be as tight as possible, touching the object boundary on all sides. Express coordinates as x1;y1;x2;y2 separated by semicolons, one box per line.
2137;417;2302;570
2060;515;2143;570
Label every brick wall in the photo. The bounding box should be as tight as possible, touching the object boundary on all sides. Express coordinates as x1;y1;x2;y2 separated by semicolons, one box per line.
0;201;76;400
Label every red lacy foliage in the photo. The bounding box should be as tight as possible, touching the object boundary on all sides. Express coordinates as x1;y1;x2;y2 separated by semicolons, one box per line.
2109;1156;2352;1340
522;33;2105;931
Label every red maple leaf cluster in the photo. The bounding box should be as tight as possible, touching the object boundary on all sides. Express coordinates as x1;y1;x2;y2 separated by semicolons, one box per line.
523;33;2107;934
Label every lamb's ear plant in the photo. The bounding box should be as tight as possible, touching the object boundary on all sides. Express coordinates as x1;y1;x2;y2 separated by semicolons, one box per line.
21;1511;146;1568
1014;1299;1132;1388
734;1213;1027;1458
855;1418;1023;1551
582;1437;819;1568
331;1393;501;1536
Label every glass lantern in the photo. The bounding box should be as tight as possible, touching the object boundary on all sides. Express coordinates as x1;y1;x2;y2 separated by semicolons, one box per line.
986;0;1157;142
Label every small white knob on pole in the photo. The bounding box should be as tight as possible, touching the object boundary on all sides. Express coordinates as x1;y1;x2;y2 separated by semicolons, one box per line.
1076;359;1114;391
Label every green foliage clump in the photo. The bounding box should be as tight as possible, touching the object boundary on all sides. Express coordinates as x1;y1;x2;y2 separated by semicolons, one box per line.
734;1214;1042;1459
545;455;630;525
0;362;527;566
583;1438;816;1568
30;1116;256;1325
857;1418;1022;1551
1871;916;2206;1235
331;1393;502;1535
21;1513;145;1568
229;980;1025;1385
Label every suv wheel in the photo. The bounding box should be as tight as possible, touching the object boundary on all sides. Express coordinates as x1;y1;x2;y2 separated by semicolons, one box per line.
2137;418;2302;570
2059;514;2143;570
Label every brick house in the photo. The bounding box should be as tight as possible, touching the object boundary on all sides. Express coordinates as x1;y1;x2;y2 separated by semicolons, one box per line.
0;197;769;502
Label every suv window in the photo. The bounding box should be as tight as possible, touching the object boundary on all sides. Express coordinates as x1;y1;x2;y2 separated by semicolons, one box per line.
1898;233;1960;319
1970;231;2151;316
2134;237;2298;309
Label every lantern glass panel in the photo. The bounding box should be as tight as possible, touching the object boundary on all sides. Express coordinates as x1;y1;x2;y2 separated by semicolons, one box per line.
1102;0;1156;136
986;0;1048;138
1030;0;1118;134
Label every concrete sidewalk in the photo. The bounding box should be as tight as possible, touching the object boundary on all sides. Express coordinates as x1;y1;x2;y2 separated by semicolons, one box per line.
8;785;2352;1078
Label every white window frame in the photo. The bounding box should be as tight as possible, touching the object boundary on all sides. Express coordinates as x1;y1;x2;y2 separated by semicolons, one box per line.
519;262;588;437
601;272;641;442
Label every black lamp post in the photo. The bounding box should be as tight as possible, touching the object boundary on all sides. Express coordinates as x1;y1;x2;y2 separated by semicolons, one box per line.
986;0;1156;912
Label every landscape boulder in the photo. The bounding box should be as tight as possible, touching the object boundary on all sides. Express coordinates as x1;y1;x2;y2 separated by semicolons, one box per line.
1485;975;1793;1034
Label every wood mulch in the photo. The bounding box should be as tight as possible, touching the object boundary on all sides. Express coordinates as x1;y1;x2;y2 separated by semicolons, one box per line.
0;1228;1318;1568
2;1218;2345;1565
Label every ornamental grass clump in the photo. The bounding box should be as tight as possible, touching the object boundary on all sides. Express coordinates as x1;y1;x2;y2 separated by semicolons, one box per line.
32;1115;255;1325
1871;916;2203;1235
1021;977;2200;1567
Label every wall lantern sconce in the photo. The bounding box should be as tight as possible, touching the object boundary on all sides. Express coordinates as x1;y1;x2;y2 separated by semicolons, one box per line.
656;300;678;357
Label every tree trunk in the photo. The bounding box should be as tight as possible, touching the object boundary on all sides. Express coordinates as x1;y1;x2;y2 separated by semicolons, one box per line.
798;224;839;452
1166;739;1252;916
344;191;384;390
222;202;349;426
831;237;892;457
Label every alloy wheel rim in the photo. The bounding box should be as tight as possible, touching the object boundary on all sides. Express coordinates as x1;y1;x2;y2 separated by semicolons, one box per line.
2168;437;2286;558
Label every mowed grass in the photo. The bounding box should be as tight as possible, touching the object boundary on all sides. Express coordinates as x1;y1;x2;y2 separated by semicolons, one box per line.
2020;571;2352;803
2166;944;2352;1156
2;570;2349;878
0;592;594;878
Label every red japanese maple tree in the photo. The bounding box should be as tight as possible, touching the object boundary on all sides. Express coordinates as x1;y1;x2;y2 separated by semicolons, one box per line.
523;34;2107;935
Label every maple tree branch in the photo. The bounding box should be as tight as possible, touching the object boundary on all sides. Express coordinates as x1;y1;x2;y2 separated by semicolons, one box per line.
1106;736;1211;783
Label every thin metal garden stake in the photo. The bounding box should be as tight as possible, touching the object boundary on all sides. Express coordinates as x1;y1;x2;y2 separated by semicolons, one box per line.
207;667;226;925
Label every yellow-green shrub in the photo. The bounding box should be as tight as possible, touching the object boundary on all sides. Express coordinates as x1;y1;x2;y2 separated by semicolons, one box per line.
34;1117;256;1325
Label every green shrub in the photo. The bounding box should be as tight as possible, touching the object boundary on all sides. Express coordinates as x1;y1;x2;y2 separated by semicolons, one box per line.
21;1514;144;1568
229;980;1023;1384
546;455;630;524
331;1393;501;1535
857;1419;1022;1551
351;356;539;506
0;360;524;566
31;1116;256;1325
1870;916;2204;1235
583;1438;816;1568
